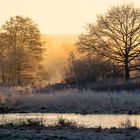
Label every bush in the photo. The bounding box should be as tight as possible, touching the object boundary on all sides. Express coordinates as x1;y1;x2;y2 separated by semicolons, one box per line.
64;55;124;84
57;117;78;128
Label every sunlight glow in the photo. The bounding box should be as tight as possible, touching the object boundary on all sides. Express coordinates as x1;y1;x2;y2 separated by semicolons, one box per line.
0;0;140;34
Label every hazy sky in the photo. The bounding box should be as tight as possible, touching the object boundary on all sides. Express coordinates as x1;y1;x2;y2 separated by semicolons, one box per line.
0;0;140;34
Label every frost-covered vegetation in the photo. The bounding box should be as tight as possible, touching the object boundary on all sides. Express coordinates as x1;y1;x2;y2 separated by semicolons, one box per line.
0;87;140;114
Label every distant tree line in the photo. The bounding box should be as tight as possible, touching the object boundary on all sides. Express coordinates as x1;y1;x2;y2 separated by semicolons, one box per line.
0;16;47;85
64;52;124;84
64;4;140;83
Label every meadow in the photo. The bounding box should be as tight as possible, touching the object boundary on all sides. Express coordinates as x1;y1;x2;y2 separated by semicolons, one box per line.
0;86;140;114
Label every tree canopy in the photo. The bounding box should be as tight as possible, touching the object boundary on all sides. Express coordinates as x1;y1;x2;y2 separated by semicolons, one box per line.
77;4;140;80
0;16;44;85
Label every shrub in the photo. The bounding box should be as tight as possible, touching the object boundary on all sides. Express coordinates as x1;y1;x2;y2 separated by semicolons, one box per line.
119;119;138;129
57;117;78;128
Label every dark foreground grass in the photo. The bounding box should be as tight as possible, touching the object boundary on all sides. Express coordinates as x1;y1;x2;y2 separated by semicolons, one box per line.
0;117;47;129
0;121;139;140
0;117;138;130
0;117;140;139
0;117;80;129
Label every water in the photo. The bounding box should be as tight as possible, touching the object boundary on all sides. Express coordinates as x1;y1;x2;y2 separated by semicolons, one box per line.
0;113;140;128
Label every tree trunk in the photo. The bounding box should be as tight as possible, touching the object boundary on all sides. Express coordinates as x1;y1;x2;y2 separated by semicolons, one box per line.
124;61;130;80
17;76;21;85
1;71;5;84
17;67;21;85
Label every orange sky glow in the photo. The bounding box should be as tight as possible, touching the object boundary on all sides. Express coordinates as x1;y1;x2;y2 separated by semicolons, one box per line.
0;0;140;34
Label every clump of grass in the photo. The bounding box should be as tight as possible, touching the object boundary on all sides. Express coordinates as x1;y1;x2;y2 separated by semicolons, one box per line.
20;117;46;127
0;116;47;128
56;117;78;128
0;116;80;129
119;119;138;129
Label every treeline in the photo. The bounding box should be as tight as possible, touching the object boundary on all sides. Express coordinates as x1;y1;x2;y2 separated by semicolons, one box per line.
64;4;140;84
64;53;124;84
0;16;47;86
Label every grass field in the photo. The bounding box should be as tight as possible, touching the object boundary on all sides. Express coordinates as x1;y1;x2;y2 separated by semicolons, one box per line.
0;87;139;114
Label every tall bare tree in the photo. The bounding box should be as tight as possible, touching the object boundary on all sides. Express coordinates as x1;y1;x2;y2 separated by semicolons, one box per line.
77;4;140;80
0;16;44;85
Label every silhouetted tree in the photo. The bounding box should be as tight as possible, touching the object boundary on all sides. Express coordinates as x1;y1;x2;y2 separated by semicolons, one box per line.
77;4;140;80
0;16;44;85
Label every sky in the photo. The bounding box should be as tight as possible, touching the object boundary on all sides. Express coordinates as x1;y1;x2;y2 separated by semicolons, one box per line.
0;0;140;34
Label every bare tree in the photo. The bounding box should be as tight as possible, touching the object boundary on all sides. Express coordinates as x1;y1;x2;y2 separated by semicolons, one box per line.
77;4;140;80
0;16;44;85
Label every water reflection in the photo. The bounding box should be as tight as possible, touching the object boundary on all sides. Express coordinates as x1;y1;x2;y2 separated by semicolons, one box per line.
0;113;140;128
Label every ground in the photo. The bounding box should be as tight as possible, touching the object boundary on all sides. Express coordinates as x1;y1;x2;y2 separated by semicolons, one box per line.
0;126;140;140
0;88;140;139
